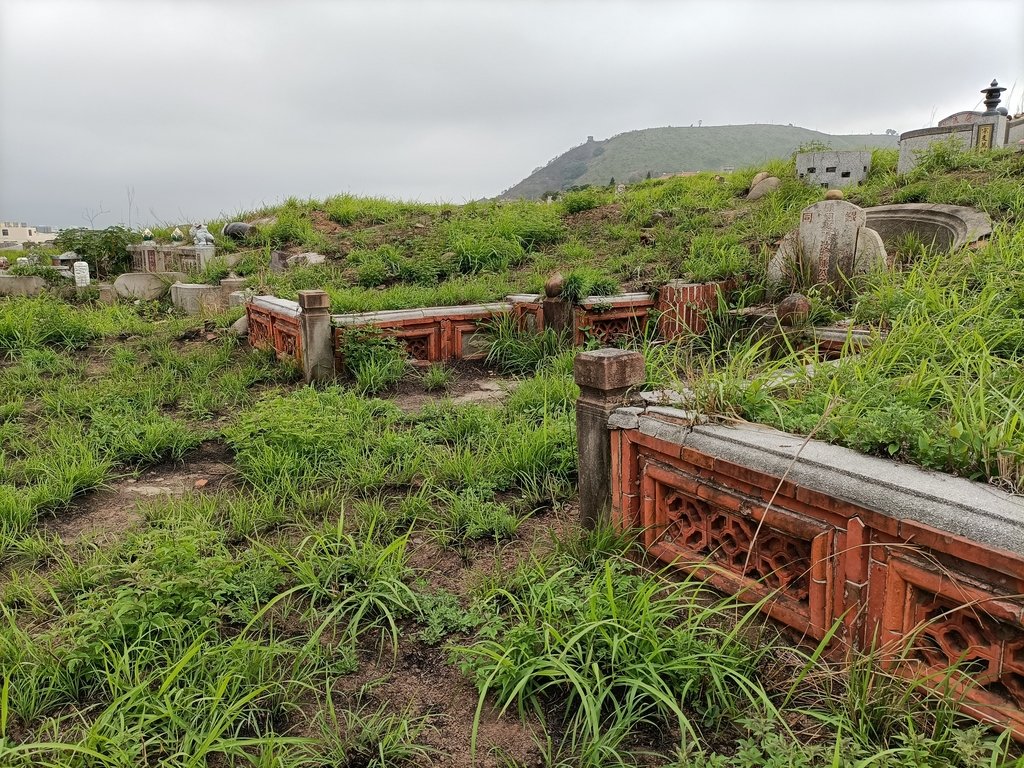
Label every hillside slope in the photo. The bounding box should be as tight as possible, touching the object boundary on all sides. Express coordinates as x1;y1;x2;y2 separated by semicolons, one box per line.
500;125;898;200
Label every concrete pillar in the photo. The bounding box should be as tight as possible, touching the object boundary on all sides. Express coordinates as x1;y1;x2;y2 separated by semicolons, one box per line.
574;348;645;529
298;290;335;383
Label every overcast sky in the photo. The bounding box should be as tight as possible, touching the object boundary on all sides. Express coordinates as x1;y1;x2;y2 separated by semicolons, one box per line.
1;0;1021;229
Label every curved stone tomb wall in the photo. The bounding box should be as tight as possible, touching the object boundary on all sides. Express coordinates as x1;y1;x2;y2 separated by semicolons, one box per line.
864;203;992;253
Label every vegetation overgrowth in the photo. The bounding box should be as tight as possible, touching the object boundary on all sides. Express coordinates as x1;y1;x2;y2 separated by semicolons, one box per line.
1;142;1023;764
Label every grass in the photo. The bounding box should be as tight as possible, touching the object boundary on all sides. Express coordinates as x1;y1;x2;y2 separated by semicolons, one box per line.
2;144;1024;764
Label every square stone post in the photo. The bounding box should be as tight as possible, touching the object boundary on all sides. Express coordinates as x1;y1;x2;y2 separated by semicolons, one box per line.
543;296;572;336
298;290;335;383
574;348;645;529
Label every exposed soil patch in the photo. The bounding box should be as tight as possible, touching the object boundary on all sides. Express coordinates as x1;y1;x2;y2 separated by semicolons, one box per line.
386;367;521;413
337;640;542;768
44;441;238;545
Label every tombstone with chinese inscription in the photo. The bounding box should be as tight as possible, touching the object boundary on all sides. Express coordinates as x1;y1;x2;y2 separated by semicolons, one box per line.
768;199;887;297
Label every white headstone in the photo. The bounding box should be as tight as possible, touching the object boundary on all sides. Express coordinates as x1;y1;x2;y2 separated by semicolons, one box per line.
73;261;91;288
797;200;866;285
15;257;28;266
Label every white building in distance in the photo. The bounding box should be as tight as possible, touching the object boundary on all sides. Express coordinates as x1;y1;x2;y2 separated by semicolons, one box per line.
0;222;60;247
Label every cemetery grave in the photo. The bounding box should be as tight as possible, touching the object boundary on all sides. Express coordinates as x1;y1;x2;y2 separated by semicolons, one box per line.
0;135;1023;766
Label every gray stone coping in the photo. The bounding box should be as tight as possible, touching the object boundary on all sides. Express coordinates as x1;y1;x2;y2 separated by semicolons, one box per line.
899;125;975;141
331;302;512;327
609;406;1024;557
507;293;543;303
250;296;301;317
171;283;221;292
579;292;654;309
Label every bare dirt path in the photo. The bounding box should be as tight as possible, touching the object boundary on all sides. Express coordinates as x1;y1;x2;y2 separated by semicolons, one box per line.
44;441;237;546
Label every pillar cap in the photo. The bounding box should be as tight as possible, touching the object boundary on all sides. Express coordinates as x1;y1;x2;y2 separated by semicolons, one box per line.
574;348;645;391
297;290;330;310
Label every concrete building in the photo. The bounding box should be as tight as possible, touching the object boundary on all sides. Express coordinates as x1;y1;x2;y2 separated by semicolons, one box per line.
796;151;872;188
0;222;59;245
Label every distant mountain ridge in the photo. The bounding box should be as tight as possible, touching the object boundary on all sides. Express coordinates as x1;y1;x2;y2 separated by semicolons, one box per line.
499;124;898;200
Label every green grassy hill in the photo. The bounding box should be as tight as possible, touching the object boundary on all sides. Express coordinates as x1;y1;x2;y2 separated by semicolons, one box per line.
500;125;898;200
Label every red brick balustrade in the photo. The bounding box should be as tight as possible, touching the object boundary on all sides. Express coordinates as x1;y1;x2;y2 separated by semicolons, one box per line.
246;296;303;363
244;279;729;380
331;301;518;366
607;405;1024;736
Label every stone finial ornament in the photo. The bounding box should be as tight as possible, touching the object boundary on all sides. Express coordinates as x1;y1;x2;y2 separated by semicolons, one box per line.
824;189;844;200
981;78;1006;115
142;228;153;240
544;271;564;298
171;227;184;241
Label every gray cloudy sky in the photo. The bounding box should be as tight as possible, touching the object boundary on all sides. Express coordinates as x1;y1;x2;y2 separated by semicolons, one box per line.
1;0;1021;229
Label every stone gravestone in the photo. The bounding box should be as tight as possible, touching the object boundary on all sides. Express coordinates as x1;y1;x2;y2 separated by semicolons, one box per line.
72;261;91;288
768;199;887;296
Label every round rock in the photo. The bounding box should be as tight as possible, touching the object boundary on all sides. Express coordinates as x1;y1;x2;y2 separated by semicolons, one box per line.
825;189;845;200
776;293;811;326
544;271;564;298
747;176;780;201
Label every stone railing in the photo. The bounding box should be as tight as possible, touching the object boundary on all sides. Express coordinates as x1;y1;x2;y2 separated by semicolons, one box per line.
572;348;1024;735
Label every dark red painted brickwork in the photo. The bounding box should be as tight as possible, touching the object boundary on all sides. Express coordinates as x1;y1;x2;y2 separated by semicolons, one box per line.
246;303;302;363
611;426;1024;736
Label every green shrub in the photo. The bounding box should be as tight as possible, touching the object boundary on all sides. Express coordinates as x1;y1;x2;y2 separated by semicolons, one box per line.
560;188;607;215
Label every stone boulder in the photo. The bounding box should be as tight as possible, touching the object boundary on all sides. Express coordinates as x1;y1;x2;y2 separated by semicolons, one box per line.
747;176;780;201
768;200;887;296
749;171;770;190
113;272;187;301
230;315;250;338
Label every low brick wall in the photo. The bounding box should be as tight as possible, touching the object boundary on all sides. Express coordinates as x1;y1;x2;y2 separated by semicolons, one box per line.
243;280;730;380
607;405;1024;734
573;293;656;346
246;296;302;362
332;301;514;365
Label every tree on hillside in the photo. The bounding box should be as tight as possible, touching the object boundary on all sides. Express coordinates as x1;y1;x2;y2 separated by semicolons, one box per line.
609;177;615;187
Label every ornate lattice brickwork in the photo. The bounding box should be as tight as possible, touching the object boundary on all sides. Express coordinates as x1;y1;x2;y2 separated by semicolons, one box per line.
910;591;1024;709
275;326;299;358
659;489;812;604
587;315;646;345
248;311;273;349
400;334;431;361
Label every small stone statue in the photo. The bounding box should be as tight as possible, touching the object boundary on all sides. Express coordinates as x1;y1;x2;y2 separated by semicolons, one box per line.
191;223;215;246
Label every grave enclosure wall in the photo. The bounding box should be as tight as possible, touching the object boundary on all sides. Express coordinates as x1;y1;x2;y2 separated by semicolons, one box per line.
603;402;1024;736
244;280;730;380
